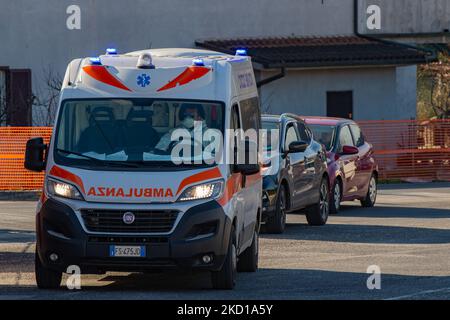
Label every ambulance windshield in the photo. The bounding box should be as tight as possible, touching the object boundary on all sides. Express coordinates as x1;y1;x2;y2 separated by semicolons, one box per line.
54;99;224;168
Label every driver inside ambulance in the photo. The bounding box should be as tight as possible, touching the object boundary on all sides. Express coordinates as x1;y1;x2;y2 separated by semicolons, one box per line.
154;103;208;152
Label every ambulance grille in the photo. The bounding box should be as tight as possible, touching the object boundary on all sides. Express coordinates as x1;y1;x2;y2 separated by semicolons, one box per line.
80;209;179;233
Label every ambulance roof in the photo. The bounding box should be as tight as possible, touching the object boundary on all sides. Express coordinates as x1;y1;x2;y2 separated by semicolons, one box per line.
61;48;254;101
98;48;235;69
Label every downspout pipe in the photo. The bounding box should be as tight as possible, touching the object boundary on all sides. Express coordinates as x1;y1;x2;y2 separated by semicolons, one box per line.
256;68;285;88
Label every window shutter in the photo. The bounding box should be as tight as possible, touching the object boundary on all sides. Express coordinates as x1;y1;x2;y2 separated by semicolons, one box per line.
7;69;32;126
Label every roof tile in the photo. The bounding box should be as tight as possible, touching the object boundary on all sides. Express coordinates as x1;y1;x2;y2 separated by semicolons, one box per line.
196;35;433;68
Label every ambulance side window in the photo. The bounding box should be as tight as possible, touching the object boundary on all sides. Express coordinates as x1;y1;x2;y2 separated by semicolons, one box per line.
231;104;241;170
239;97;261;132
231;104;241;131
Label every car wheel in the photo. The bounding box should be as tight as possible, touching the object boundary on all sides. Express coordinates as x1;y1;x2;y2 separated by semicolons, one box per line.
329;179;342;214
306;177;330;226
211;226;237;290
265;185;287;234
35;249;62;290
237;228;259;272
361;174;377;207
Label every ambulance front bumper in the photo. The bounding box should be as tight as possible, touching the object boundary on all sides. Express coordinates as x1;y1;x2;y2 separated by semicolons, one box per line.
36;198;232;273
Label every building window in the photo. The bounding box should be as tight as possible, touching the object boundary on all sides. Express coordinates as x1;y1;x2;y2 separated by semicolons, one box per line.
0;67;32;126
327;91;353;119
0;68;7;126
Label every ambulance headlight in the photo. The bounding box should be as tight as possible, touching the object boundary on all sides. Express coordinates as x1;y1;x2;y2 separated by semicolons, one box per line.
46;178;83;200
178;180;223;202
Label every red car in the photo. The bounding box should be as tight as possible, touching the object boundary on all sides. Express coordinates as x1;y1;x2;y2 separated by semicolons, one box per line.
302;117;378;213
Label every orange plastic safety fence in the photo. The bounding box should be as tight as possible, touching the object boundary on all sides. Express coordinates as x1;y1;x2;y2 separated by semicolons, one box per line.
0;127;52;191
358;119;450;182
1;120;450;191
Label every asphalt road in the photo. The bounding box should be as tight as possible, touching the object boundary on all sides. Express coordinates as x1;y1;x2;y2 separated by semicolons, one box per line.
0;183;449;300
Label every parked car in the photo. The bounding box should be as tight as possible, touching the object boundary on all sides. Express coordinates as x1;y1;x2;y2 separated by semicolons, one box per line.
302;117;378;214
261;114;329;234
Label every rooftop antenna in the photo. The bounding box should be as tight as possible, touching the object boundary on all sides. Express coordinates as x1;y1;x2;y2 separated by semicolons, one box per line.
67;48;73;86
67;63;72;86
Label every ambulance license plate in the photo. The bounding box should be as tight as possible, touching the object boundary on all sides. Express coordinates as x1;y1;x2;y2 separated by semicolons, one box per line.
109;245;146;258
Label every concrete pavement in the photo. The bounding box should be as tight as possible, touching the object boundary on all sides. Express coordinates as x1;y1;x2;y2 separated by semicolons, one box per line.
0;183;449;300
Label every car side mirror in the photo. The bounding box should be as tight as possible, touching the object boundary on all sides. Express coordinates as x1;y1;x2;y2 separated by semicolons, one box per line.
341;145;359;155
234;139;260;175
288;141;308;153
24;137;47;172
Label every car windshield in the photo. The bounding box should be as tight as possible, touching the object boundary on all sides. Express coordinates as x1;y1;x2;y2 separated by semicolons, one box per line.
55;99;224;168
261;120;280;152
308;124;336;151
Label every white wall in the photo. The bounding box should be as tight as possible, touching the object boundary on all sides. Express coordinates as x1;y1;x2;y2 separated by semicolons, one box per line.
0;0;355;125
259;66;417;120
358;0;450;35
0;0;423;123
0;0;354;70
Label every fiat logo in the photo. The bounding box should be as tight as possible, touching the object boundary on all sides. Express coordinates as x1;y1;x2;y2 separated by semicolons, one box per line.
122;212;135;225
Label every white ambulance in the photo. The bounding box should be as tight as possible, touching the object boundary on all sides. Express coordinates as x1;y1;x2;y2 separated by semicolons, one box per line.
25;48;262;290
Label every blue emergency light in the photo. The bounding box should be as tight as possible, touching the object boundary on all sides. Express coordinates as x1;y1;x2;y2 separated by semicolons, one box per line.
106;48;118;55
90;57;102;65
192;58;205;66
235;49;248;56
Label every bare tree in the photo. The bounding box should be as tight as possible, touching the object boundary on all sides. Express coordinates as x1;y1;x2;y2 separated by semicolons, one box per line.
0;68;7;126
418;52;450;119
32;66;63;126
0;83;6;126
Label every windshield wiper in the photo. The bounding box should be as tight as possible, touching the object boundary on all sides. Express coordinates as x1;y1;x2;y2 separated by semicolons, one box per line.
129;161;209;169
128;160;178;168
56;148;138;168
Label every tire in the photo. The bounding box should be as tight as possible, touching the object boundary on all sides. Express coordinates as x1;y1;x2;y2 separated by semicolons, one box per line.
35;250;62;289
265;185;287;234
361;174;377;207
237;229;259;272
211;226;237;290
329;179;342;214
306;177;330;226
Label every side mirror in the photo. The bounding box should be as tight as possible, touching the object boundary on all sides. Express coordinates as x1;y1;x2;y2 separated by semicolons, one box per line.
24;137;47;172
341;145;359;155
262;158;272;168
235;163;260;175
288;141;308;153
234;139;260;176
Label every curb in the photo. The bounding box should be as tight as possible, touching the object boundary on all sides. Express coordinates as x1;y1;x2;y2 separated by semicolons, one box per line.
0;191;40;201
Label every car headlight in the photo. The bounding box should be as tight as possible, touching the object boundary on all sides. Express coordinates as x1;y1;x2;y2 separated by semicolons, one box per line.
46;178;83;200
178;180;223;202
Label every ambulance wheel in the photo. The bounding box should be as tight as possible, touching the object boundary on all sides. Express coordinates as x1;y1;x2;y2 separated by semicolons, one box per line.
237;228;259;272
35;250;62;289
211;226;237;290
